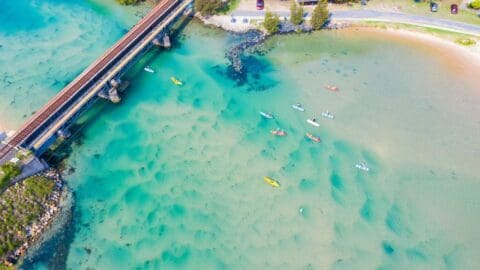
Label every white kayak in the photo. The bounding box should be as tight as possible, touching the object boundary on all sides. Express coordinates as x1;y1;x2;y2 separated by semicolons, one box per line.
292;103;305;112
144;66;154;73
260;111;274;119
355;163;370;172
321;111;334;119
306;118;320;127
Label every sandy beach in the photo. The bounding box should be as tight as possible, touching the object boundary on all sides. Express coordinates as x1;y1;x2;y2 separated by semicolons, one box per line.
345;26;480;75
201;13;480;73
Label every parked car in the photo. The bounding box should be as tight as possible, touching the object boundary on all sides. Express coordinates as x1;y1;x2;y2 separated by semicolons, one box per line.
430;2;438;12
256;0;264;10
451;4;458;14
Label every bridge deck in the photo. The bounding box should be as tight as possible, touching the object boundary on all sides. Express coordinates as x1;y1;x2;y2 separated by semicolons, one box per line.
0;0;190;161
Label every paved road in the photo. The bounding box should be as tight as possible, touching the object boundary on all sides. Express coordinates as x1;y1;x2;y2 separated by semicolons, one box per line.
232;9;480;36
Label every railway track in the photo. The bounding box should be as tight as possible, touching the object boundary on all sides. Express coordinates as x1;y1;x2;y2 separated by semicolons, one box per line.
0;0;179;160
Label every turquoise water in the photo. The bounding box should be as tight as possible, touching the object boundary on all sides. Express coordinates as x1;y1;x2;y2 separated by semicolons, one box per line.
0;0;142;128
2;1;480;269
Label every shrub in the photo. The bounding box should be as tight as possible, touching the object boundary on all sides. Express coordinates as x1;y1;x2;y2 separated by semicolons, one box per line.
470;0;480;9
311;0;329;30
116;0;142;5
0;163;21;190
195;0;224;16
331;0;359;3
264;11;280;34
456;37;477;46
290;2;304;25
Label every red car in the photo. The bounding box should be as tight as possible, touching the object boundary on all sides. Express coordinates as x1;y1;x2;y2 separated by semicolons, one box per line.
451;4;458;14
256;0;264;10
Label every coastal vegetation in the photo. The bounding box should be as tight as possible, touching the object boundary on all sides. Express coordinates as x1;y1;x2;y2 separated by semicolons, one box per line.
470;0;480;9
195;0;224;16
311;0;329;30
217;0;240;14
263;11;281;34
115;0;143;5
0;163;21;191
0;175;57;266
290;2;304;25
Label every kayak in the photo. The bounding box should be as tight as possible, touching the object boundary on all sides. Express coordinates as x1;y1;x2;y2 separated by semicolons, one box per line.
306;132;321;143
355;163;370;172
292;103;305;112
263;176;280;187
270;129;287;136
325;85;339;92
259;111;274;119
144;66;154;73
171;76;183;86
306;118;320;127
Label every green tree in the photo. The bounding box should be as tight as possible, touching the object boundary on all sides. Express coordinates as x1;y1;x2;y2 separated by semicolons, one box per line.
310;0;329;30
290;2;304;25
195;0;224;16
263;11;280;34
470;0;480;9
116;0;142;5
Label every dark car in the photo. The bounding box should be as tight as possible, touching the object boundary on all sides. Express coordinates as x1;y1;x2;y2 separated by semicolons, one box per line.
451;4;458;14
256;0;264;10
430;2;438;12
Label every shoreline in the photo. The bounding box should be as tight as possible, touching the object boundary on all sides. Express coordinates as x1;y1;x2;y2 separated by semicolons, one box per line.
197;13;480;69
354;24;480;71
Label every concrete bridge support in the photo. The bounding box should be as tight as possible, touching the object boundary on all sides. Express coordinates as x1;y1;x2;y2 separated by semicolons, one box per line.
153;34;171;48
57;128;71;139
98;78;122;103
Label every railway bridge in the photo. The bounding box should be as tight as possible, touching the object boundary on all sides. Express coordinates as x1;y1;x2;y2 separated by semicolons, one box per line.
0;0;193;165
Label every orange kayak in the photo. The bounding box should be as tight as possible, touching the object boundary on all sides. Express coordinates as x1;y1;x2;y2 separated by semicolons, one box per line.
325;85;339;92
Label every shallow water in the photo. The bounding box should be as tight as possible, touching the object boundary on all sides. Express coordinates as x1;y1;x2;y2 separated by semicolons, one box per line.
1;1;480;269
0;0;143;128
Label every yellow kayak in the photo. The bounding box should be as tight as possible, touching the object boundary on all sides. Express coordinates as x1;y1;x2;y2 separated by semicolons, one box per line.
170;76;183;86
263;176;280;188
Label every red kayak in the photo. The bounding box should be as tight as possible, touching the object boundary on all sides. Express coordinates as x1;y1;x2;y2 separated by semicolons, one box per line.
306;132;321;143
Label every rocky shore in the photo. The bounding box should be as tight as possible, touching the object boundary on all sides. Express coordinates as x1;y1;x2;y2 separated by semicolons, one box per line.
199;14;338;84
0;169;66;268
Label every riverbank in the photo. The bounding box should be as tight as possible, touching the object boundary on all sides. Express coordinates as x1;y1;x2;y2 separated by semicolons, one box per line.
0;169;65;268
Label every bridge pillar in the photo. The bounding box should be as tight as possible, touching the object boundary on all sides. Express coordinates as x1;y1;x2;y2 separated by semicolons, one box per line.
109;78;121;88
153;34;171;49
98;79;122;103
108;87;121;103
57;128;71;139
